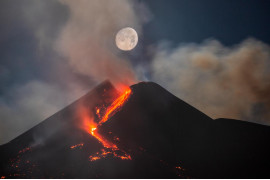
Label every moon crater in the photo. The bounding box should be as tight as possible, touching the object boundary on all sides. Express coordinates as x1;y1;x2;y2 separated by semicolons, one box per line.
115;27;138;51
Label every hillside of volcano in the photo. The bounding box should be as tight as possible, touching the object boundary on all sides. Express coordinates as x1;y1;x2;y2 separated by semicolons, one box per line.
0;81;270;178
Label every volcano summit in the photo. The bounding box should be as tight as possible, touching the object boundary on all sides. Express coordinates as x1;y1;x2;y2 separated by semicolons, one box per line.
0;81;270;178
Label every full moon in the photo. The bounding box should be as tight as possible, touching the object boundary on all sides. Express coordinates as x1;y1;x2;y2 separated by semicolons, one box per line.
115;27;138;51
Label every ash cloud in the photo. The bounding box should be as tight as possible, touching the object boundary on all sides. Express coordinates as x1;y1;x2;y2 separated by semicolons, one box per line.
1;0;270;146
151;38;270;125
55;0;150;89
0;0;149;144
0;81;72;144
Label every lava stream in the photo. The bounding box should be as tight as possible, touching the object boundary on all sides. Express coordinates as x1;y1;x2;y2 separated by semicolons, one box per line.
98;88;131;125
70;143;84;149
90;128;117;149
87;87;132;161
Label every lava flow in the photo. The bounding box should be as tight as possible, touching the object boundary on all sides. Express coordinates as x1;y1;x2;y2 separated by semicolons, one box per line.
98;88;131;125
90;88;131;148
70;143;84;149
85;87;132;161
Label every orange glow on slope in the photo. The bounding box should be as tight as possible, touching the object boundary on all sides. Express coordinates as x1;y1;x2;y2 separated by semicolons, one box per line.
89;156;101;161
96;108;101;119
90;127;117;149
70;143;84;149
18;147;31;154
99;88;131;125
81;87;132;161
88;87;131;149
89;148;131;161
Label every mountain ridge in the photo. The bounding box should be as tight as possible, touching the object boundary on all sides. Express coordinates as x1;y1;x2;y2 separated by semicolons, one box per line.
0;81;270;178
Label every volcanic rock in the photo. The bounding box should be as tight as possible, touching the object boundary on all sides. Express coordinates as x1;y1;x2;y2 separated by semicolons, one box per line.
0;81;270;178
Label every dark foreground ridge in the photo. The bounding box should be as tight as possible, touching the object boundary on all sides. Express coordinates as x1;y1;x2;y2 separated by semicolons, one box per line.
0;81;270;178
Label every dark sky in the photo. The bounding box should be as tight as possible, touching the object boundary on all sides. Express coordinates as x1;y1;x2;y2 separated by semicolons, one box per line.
1;0;270;144
1;0;270;95
143;0;270;45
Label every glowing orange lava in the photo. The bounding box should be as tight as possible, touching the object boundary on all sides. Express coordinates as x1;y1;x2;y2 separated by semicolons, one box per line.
90;128;118;149
99;88;131;125
89;148;131;161
18;147;31;154
88;87;131;148
84;87;132;161
70;143;84;149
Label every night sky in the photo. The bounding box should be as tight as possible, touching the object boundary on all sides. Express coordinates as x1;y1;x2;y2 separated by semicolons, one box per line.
1;0;270;144
143;0;270;45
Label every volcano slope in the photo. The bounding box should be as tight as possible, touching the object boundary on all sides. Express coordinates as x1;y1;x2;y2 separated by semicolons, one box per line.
0;81;270;178
101;82;270;178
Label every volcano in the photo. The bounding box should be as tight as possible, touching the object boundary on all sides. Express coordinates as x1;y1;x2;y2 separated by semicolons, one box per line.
1;81;270;178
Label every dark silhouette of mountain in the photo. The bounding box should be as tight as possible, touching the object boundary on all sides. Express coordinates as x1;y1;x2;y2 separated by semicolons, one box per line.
100;82;270;178
0;81;270;178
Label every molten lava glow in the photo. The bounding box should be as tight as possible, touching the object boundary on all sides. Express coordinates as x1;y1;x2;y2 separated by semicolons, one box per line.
70;143;84;149
83;87;132;161
6;146;35;178
89;148;131;161
18;147;31;154
96;107;101;119
99;88;131;125
90;128;118;149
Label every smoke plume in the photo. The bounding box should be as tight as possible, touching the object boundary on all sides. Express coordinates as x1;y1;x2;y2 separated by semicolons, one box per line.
55;0;150;90
0;0;149;144
2;0;270;146
151;38;270;124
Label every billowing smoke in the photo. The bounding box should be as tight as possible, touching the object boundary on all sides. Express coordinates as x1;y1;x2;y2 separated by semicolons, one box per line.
151;38;270;125
0;81;72;144
55;0;150;90
1;0;270;146
0;0;149;144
